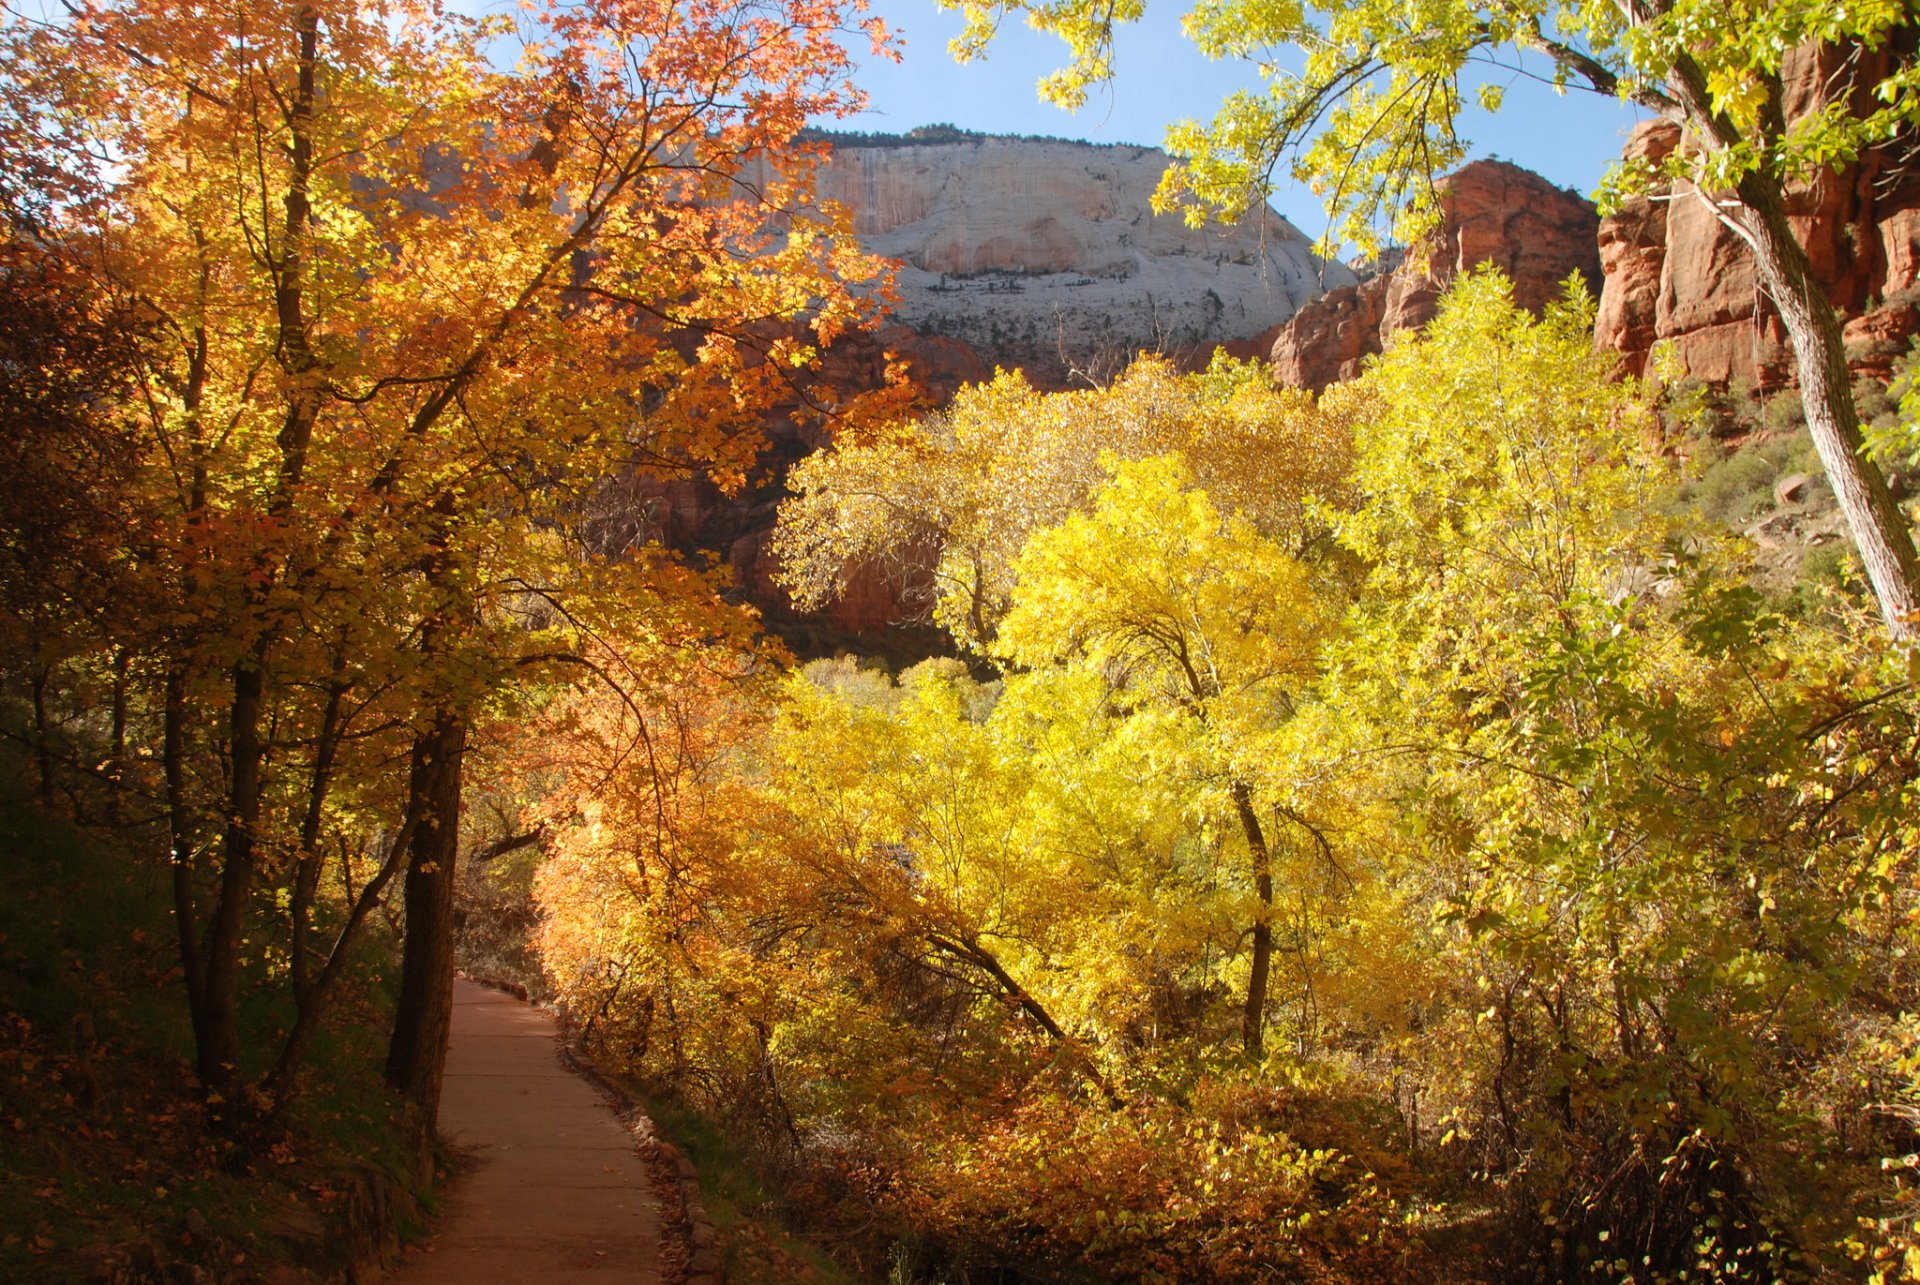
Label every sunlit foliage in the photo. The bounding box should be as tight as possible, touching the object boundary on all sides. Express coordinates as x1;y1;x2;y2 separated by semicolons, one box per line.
0;0;895;1138
774;354;1349;648
539;272;1920;1280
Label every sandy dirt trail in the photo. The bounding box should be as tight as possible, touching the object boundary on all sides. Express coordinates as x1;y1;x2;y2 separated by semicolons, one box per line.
390;980;663;1282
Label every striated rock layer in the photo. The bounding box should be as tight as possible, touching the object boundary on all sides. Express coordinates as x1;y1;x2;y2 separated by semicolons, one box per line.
1267;161;1602;390
1595;42;1920;390
800;132;1355;385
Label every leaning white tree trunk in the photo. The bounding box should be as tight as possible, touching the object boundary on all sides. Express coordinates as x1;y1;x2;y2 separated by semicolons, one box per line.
1645;40;1920;641
1728;170;1920;641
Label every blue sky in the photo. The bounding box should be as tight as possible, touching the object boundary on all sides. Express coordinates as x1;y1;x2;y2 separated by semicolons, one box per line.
831;2;1651;243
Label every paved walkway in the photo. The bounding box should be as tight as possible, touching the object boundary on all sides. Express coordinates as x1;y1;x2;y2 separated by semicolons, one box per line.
391;980;663;1282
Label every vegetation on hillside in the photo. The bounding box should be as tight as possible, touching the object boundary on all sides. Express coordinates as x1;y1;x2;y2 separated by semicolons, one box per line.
519;274;1920;1281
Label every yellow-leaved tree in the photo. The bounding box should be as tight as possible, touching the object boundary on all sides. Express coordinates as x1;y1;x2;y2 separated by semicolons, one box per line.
996;454;1332;1060
531;272;1919;1279
1316;271;1920;1277
774;353;1348;648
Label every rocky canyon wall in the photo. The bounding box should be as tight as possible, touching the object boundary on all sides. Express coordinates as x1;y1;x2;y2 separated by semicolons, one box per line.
1265;161;1603;390
1594;42;1920;390
779;130;1355;387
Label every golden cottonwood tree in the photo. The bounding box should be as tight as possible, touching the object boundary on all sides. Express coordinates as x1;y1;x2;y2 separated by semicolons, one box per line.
774;353;1348;648
535;650;1416;1276
0;0;894;1140
996;454;1331;1060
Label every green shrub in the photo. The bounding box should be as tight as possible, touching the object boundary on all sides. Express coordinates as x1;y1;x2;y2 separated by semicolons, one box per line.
1762;389;1806;435
1688;443;1779;526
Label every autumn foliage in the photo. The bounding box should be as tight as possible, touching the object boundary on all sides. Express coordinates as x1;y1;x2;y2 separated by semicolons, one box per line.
525;276;1920;1281
3;0;1919;1274
0;0;895;1156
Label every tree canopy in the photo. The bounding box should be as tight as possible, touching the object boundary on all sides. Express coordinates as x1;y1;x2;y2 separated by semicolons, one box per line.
775;354;1349;647
0;0;896;1147
517;273;1920;1278
5;0;1920;1273
939;0;1920;639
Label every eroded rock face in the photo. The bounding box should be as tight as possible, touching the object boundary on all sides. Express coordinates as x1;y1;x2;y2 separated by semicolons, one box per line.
1265;278;1395;391
1595;42;1920;389
1268;160;1602;390
804;133;1355;384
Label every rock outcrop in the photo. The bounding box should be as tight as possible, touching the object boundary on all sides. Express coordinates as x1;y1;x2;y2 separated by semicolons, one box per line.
1595;42;1920;389
799;130;1354;385
1267;160;1603;390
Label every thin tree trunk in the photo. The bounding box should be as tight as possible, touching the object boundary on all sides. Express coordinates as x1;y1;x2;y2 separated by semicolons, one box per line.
29;652;52;805
164;668;208;1052
1732;168;1920;638
108;649;129;823
932;933;1123;1106
384;710;468;1154
1232;782;1275;1062
200;641;268;1096
290;663;347;1005
266;801;423;1106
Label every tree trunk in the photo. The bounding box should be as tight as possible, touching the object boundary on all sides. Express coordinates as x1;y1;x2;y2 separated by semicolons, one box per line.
1733;169;1920;639
1653;44;1920;641
164;668;208;1052
384;710;468;1153
933;933;1122;1106
108;648;129;823
290;666;346;1006
29;653;52;805
199;643;269;1097
1233;782;1274;1062
267;798;422;1107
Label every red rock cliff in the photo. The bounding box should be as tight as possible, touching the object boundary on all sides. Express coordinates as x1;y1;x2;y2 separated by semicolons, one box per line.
1267;160;1602;390
1594;42;1920;389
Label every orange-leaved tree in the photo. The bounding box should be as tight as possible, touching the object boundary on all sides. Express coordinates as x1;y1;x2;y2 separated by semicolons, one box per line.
0;0;899;1143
